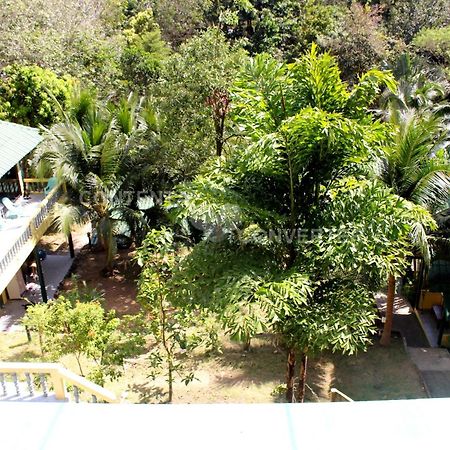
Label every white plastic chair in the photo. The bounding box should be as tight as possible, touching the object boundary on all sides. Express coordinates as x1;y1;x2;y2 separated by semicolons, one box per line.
1;197;28;219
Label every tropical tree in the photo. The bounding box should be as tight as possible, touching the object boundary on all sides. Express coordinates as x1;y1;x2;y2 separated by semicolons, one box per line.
121;9;170;89
34;90;157;272
163;46;434;402
136;227;219;403
0;65;72;126
152;28;247;179
380;53;450;119
204;0;340;59
378;111;450;345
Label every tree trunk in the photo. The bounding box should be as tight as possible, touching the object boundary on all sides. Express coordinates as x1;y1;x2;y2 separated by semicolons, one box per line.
380;273;396;346
297;353;308;403
286;349;296;403
167;356;173;404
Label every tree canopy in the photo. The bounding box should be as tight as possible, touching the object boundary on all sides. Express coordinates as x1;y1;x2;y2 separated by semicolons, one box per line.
158;47;435;401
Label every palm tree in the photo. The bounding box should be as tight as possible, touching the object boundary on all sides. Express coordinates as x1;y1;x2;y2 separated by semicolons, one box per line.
380;53;450;120
378;111;450;345
35;91;153;273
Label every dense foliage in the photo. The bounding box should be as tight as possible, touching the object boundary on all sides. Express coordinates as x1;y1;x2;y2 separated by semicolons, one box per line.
23;289;147;385
0;65;72;126
8;0;449;403
152;29;247;178
161;48;435;401
121;9;169;89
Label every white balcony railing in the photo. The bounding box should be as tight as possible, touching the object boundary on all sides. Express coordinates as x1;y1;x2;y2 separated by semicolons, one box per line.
0;180;61;294
0;362;117;403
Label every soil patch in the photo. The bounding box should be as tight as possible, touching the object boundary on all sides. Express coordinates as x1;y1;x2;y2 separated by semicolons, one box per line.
61;247;141;315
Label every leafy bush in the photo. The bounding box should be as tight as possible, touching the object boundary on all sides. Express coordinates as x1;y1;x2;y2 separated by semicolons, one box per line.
385;0;450;43
0;65;72;126
22;293;148;385
321;3;390;81
121;9;169;88
413;26;450;66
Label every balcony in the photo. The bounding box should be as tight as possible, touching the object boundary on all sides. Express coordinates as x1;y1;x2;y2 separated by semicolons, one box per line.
0;179;62;295
1;397;449;449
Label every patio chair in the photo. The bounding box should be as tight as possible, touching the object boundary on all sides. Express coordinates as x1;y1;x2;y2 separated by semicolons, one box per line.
1;197;28;219
44;177;58;196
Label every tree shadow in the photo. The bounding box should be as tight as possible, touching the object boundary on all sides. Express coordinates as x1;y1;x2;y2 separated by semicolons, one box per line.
129;381;167;404
186;337;287;390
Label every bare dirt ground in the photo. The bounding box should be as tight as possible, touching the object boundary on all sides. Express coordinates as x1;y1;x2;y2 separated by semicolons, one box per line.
61;247;141;316
40;224;141;315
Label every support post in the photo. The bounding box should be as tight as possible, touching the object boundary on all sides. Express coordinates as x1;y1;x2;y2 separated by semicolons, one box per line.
49;368;67;401
68;232;75;259
33;248;48;303
16;163;25;197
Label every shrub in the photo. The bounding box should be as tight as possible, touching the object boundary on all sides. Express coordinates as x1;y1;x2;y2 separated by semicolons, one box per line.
0;65;72;126
321;3;390;81
385;0;450;43
413;26;450;66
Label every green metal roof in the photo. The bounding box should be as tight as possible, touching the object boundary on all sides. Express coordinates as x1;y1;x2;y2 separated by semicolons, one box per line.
0;120;43;178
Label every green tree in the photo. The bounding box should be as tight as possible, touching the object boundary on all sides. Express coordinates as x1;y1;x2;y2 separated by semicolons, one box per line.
35;91;157;271
381;53;449;117
0;65;72;126
136;228;217;403
378;111;450;345
0;0;124;94
205;0;340;59
166;46;433;401
153;28;246;179
121;9;170;89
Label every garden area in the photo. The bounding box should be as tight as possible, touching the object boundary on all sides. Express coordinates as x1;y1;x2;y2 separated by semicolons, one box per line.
0;0;450;404
1;328;426;403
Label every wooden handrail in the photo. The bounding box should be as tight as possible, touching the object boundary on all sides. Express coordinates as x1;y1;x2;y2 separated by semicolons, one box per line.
0;362;117;403
23;178;50;183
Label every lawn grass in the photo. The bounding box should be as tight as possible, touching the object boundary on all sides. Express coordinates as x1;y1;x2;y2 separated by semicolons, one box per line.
307;335;427;401
0;330;426;403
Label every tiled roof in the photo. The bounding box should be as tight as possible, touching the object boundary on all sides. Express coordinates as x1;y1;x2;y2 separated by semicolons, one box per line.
0;120;43;178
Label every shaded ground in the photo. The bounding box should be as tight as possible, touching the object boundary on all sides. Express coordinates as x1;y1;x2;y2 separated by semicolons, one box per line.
311;336;427;402
394;314;429;348
39;223;89;255
60;247;141;315
407;347;450;398
375;292;428;347
0;332;426;403
38;223;140;314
